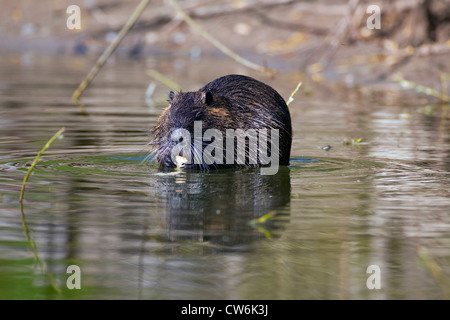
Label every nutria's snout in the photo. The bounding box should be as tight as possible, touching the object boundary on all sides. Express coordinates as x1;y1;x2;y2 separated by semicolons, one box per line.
150;74;292;174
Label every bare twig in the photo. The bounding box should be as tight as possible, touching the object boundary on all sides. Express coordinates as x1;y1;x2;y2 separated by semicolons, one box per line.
393;73;449;103
317;0;360;69
167;0;277;77
147;69;181;91
72;0;152;107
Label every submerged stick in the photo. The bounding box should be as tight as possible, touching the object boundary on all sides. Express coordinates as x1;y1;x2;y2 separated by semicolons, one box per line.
19;127;65;293
19;205;61;293
167;0;277;77
71;0;152;106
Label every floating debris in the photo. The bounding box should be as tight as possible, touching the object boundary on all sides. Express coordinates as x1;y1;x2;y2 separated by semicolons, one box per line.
343;137;368;146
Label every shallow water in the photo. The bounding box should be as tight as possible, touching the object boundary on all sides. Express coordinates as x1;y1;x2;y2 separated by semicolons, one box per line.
1;53;449;299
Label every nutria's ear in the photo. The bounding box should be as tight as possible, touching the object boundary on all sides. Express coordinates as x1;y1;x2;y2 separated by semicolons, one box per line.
168;91;175;102
201;91;213;106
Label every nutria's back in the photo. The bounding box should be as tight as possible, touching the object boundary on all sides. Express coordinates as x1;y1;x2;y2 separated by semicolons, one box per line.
151;74;292;173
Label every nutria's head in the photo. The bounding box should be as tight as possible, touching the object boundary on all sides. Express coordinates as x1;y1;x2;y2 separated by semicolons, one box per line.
150;90;236;169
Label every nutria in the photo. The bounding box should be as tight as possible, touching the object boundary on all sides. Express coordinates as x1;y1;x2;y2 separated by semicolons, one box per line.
150;74;292;174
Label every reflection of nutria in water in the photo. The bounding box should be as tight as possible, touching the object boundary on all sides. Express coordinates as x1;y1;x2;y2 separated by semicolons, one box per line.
154;167;291;246
150;74;292;171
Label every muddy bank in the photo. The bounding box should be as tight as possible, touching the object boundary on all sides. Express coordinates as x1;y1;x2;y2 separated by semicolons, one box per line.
1;0;449;102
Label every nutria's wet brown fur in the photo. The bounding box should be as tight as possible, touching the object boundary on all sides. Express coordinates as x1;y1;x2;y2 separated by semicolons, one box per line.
150;74;292;170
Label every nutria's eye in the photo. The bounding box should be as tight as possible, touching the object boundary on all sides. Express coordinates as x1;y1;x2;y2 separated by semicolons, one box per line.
168;91;175;102
201;91;213;106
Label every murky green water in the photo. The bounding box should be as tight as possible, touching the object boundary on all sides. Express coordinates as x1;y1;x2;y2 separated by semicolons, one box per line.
1;53;449;299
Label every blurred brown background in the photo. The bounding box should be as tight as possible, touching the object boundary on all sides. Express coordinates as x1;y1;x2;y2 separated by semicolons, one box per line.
0;0;449;94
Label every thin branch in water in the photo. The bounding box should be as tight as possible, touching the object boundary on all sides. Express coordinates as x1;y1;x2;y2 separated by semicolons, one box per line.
440;72;449;103
393;73;449;103
19;127;66;202
19;127;66;294
71;0;152;108
287;81;303;106
167;0;277;77
147;69;182;91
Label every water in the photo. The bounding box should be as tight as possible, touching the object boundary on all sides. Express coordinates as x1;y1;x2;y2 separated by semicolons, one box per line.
1;53;449;300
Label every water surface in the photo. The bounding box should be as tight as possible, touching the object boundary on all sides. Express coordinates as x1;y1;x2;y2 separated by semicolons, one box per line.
1;53;449;299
